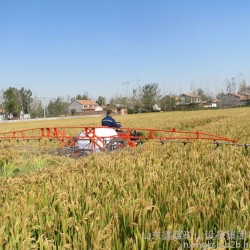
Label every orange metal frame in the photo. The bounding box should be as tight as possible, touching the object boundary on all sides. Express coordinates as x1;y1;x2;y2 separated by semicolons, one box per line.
0;126;238;152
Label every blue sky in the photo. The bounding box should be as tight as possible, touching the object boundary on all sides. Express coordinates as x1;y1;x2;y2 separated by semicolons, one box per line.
1;0;250;100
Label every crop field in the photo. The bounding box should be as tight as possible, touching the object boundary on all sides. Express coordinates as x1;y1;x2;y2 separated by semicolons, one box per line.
0;108;249;249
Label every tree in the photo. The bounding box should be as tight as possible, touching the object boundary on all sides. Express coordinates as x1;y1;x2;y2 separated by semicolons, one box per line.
141;83;161;111
109;84;162;113
109;97;115;105
238;80;250;94
108;95;130;107
47;97;68;117
30;98;44;118
96;96;106;106
70;109;76;116
226;77;236;93
0;89;3;105
3;87;33;115
216;92;225;99
3;87;20;115
18;87;32;113
74;92;89;100
194;88;212;101
223;74;250;94
129;87;143;113
160;95;178;111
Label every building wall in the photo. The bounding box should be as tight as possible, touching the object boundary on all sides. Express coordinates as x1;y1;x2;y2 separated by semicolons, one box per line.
82;104;98;110
179;95;191;104
68;101;82;113
240;100;249;106
203;103;217;108
179;95;201;103
218;95;240;107
117;108;127;115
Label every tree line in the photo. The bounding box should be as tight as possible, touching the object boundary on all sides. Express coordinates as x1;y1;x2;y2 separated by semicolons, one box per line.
0;77;249;118
0;88;92;118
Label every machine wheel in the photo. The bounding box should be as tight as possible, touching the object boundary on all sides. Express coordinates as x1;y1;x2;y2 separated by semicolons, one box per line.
104;138;127;152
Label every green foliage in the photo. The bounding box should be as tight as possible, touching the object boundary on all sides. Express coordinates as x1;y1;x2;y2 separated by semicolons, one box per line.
47;97;68;117
111;96;129;106
109;83;161;113
3;87;32;115
216;91;225;99
141;83;161;111
19;87;33;113
194;88;212;101
70;108;76;116
3;87;20;115
30;99;44;118
160;95;178;111
74;92;89;100
177;102;202;111
96;96;106;106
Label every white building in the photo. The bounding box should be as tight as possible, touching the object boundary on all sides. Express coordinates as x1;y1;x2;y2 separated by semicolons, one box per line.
68;100;99;113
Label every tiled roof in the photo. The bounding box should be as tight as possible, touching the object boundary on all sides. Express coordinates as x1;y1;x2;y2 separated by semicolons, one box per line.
180;93;201;98
228;93;241;98
76;100;97;105
240;95;250;101
212;99;220;103
225;93;250;100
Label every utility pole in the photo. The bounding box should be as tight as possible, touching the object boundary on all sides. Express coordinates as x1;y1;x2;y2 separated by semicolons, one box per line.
37;97;47;118
37;96;57;118
43;102;46;118
170;95;171;112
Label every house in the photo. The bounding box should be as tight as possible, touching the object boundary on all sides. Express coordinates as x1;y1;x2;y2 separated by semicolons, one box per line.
218;93;250;108
239;93;250;106
108;104;127;115
160;95;179;110
203;99;220;108
179;93;202;104
68;100;99;114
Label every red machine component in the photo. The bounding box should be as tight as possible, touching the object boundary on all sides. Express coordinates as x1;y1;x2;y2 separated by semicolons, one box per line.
0;126;238;141
0;126;242;157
